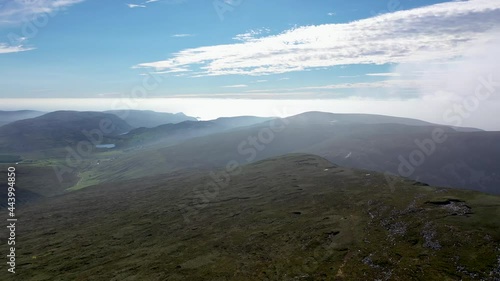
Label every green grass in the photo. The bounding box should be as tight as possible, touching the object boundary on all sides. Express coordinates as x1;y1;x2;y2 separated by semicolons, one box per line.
67;170;101;191
0;147;133;196
1;154;499;280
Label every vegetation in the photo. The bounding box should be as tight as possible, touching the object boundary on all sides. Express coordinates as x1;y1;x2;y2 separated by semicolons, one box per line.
1;154;499;280
1;111;499;280
0;111;132;153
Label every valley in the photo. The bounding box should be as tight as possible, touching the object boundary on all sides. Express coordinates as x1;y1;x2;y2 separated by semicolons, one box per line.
0;110;499;280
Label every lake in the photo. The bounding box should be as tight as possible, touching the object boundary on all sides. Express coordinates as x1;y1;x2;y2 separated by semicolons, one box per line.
95;144;116;149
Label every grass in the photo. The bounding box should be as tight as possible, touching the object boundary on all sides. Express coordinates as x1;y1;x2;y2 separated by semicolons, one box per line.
0;162;79;197
1;154;499;280
0;148;128;196
67;170;100;191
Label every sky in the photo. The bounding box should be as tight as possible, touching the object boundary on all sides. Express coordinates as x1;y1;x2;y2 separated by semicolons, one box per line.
0;0;499;129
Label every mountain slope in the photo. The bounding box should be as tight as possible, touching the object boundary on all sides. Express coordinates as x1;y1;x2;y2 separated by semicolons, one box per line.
0;110;45;128
0;111;132;152
85;112;500;194
4;154;499;280
105;110;197;128
285;111;482;131
116;116;274;148
211;116;275;128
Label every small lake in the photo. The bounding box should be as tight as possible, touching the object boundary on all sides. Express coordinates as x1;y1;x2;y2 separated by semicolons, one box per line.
96;144;116;149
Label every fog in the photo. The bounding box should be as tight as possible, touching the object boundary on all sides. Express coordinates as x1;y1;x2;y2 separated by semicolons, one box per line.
388;30;500;130
1;96;499;131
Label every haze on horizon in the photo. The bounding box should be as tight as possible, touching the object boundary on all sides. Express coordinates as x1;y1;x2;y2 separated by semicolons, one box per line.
1;96;499;131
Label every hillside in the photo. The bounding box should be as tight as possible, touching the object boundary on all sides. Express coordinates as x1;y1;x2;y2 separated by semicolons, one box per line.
105;110;197;128
211;116;275;128
2;154;499;280
116;116;274;148
82;112;500;194
0;110;45;128
0;111;132;153
285;111;482;131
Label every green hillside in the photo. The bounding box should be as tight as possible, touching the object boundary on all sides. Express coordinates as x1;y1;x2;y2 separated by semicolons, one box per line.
2;154;499;280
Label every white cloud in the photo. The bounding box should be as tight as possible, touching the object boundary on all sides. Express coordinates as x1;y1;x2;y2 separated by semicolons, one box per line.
327;12;336;16
233;28;271;42
0;0;84;25
171;34;195;38
136;67;190;75
127;4;146;8
222;84;248;88
96;92;121;97
300;80;421;90
0;43;35;54
136;0;500;77
366;73;401;77
390;32;500;102
130;0;182;9
0;1;82;52
236;80;422;94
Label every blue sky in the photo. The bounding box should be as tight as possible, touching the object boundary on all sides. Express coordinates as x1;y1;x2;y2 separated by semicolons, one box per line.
0;0;499;129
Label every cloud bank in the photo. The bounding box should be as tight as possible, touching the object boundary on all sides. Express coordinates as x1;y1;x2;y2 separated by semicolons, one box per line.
390;32;500;102
136;0;500;77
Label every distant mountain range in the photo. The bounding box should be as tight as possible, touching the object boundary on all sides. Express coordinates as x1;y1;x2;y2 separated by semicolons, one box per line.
0;110;45;127
0;110;498;195
116;116;274;147
0;111;131;152
88;112;500;194
104;110;197;128
0;110;197;130
0;111;274;152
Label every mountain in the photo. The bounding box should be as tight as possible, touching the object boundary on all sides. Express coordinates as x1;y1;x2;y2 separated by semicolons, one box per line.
105;110;197;128
116;116;274;148
0;111;132;153
84;112;500;194
0;110;45;127
118;120;225;147
211;116;275;128
301;127;500;194
4;154;499;280
283;111;482;131
286;111;436;126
